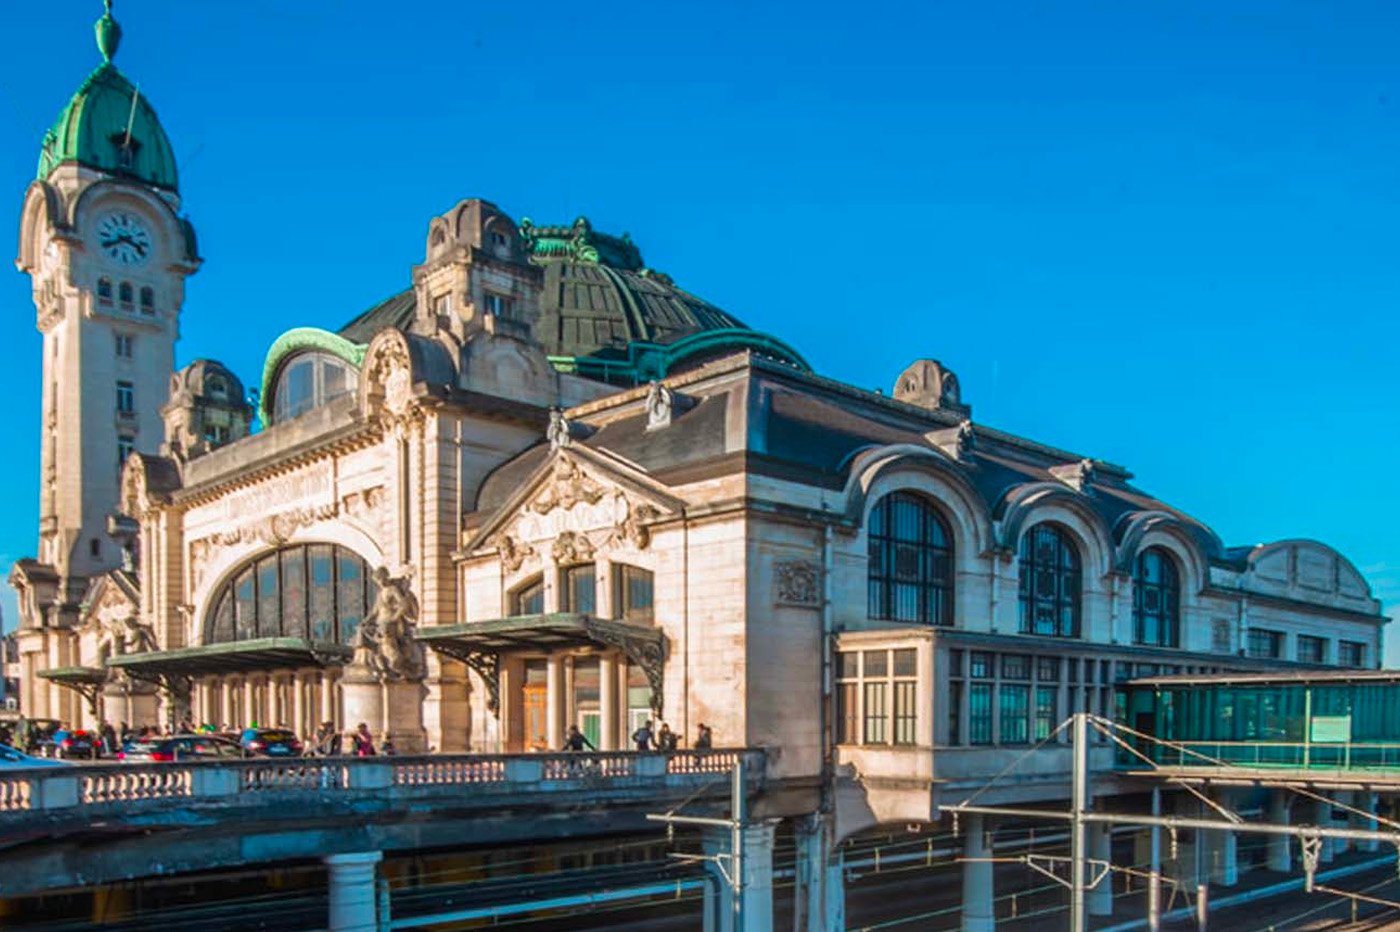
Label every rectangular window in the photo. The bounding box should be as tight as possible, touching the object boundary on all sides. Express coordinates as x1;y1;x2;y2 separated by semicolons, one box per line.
1036;656;1060;682
863;681;888;744
948;680;962;745
1034;685;1058;740
484;292;514;318
969;651;992;679
1339;641;1366;668
115;333;133;358
837;681;859;744
1247;628;1284;659
560;564;596;614
613;565;654;624
863;650;888;678
948;648;964;678
117;436;134;473
893;680;917;745
1297;635;1327;664
1002;654;1031;680
999;685;1030;744
116;380;134;414
893;648;917;677
968;683;992;745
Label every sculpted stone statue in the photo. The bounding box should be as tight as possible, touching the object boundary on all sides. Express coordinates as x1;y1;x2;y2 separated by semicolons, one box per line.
96;610;157;662
350;568;424;681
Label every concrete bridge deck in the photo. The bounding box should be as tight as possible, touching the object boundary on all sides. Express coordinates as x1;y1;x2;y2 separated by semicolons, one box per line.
0;748;769;896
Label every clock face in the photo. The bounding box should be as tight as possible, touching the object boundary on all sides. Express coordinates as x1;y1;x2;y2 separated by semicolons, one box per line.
96;211;152;267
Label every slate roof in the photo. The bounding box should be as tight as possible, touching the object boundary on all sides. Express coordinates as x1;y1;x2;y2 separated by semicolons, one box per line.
338;290;416;344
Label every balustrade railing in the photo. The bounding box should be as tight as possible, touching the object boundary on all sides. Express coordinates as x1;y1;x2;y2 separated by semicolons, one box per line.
0;748;763;817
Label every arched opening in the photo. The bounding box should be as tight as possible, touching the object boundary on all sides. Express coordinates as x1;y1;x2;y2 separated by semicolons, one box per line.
270;352;359;423
1018;523;1082;638
203;543;376;645
867;492;954;625
1133;547;1181;648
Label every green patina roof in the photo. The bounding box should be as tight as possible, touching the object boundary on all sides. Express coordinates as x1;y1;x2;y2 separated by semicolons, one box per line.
36;3;178;192
257;328;367;425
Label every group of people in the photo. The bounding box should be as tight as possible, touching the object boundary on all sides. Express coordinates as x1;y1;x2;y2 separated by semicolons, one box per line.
560;720;713;752
312;721;392;757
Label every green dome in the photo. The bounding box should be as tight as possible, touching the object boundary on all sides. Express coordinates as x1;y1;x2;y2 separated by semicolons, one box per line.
36;3;178;192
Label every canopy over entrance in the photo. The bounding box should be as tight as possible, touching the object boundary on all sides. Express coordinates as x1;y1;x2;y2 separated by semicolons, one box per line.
417;613;666;716
36;666;108;715
109;638;352;680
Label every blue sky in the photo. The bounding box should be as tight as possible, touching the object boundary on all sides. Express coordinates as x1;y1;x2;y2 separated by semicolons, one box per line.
0;1;1396;657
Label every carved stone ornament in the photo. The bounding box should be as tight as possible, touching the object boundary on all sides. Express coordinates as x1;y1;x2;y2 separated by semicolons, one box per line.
646;381;674;431
347;568;426;682
531;457;604;514
611;502;661;550
493;533;536;572
547;408;572;450
774;560;822;607
552;530;596;565
192;502;339;553
956;418;975;457
364;336;420;429
1050;458;1096;493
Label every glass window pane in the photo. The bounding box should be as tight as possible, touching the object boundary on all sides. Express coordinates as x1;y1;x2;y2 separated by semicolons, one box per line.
838;652;860;679
308;545;335;641
337;553;366;644
894;681;918;745
234;569;256;640
280;547;307;640
867;493;954;625
893;649;917;677
864;681;888;743
1000;685;1030;744
256;556;280;637
863;650;888;678
969;683;992;745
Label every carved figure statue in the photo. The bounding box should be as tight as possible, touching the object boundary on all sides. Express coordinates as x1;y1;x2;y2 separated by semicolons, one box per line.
351;568;424;681
96;610;158;662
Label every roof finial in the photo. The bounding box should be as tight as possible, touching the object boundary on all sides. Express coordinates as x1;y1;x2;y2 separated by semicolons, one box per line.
95;0;122;64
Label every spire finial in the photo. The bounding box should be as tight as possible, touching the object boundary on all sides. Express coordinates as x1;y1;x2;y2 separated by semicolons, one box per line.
95;0;122;64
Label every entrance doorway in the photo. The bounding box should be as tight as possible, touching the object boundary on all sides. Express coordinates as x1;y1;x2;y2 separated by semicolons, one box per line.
523;659;548;751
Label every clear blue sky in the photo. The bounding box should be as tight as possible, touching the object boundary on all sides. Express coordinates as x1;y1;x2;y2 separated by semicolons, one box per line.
1;2;1396;656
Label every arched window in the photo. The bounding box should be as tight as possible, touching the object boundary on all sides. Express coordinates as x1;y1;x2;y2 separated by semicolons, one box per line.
97;278;113;306
205;544;376;645
867;492;954;625
511;575;544;615
1133;548;1180;648
1018;524;1081;637
139;286;155;314
271;352;359;423
118;281;134;309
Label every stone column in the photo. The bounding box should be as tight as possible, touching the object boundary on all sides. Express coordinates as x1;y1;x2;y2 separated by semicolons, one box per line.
218;678;231;728
1089;822;1113;916
242;677;256;729
320;671;336;728
292;672;306;740
962;813;994;932
324;851;382;932
599;654;617;750
546;655;564;752
702;821;777;932
1267;790;1291;872
792;814;844;932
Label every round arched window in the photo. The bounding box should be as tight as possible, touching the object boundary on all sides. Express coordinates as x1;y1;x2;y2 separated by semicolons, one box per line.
205;544;376;645
1133;547;1181;648
271;352;359;423
867;492;954;625
1018;524;1082;637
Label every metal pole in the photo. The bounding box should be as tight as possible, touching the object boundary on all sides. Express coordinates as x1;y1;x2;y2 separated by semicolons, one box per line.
1149;786;1161;932
1303;687;1312;769
732;757;744;931
1195;882;1208;931
1071;711;1088;932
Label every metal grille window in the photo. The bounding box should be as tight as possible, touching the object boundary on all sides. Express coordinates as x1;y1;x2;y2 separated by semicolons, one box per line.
205;543;376;645
864;680;888;743
1018;524;1082;637
1339;641;1366;668
835;648;920;746
968;683;992;745
1246;628;1283;659
1133;548;1181;647
1297;635;1327;664
1034;686;1058;740
867;492;954;625
999;685;1030;744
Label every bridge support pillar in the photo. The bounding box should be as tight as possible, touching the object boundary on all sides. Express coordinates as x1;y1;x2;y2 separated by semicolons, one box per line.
792;814;844;932
703;819;777;932
1089;822;1113;916
961;813;994;932
325;851;382;932
1267;791;1291;871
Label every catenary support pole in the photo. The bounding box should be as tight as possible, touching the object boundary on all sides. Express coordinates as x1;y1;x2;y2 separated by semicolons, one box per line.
1071;711;1088;932
1148;787;1161;932
962;812;994;932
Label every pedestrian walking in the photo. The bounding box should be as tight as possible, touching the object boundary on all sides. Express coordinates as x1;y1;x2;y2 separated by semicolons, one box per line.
657;722;677;751
563;724;594;751
632;719;655;751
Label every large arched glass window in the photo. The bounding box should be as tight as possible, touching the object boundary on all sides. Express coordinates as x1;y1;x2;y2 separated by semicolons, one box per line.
271;352;359;423
867;492;954;625
1133;547;1180;648
1018;524;1081;637
205;544;376;645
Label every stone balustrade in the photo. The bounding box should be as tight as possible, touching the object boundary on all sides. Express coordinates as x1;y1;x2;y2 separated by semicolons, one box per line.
0;748;760;818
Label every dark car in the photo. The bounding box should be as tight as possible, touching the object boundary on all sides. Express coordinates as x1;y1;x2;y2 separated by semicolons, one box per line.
239;728;303;757
118;733;244;762
55;728;101;759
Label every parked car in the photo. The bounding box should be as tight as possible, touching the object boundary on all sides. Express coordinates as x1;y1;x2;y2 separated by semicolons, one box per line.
0;743;69;768
117;734;244;762
54;728;101;760
239;728;303;757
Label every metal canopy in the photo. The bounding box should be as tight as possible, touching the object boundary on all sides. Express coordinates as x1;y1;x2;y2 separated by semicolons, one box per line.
36;666;108;715
417;614;666;717
108;638;352;678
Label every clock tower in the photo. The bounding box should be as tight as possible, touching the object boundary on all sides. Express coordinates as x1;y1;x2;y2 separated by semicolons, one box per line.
11;2;198;719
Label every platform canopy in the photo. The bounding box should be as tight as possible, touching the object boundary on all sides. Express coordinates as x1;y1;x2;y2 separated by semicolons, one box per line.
36;666;109;713
417;613;666;716
108;638;351;680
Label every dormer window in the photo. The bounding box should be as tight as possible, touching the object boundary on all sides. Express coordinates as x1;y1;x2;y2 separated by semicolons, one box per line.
491;230;508;248
97;278;113;307
271;352;359;423
206;376;228;402
118;282;134;310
